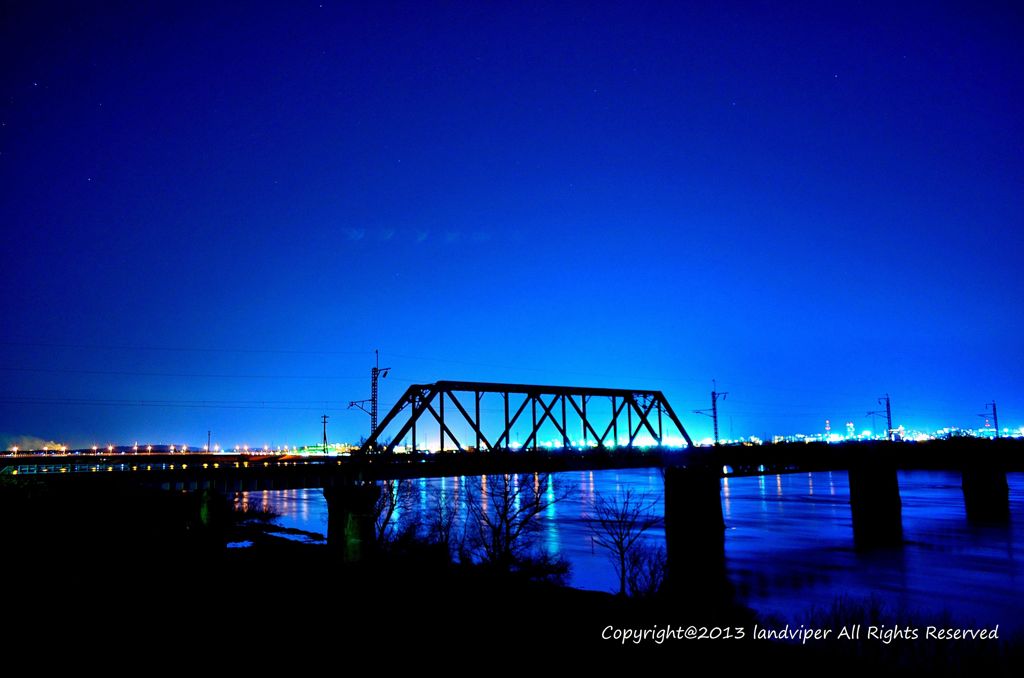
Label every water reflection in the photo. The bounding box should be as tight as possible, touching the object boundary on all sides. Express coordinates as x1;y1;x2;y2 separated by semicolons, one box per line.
243;470;1024;630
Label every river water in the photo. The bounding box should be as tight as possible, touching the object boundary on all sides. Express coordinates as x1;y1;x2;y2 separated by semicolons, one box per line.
240;469;1024;630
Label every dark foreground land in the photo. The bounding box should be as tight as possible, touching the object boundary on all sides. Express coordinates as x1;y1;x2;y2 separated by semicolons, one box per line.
2;467;1021;673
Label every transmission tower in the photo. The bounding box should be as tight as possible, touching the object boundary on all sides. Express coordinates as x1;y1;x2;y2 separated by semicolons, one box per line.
978;401;999;439
321;414;329;454
349;349;391;441
694;379;728;445
867;393;893;441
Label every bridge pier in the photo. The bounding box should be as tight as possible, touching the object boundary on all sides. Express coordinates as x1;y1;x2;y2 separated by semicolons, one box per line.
193;488;229;551
662;464;727;598
961;467;1009;523
323;482;380;562
847;464;902;548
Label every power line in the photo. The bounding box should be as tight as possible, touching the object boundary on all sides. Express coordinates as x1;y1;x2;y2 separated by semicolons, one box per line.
0;396;357;411
0;341;964;406
0;340;370;356
386;352;712;385
0;366;366;380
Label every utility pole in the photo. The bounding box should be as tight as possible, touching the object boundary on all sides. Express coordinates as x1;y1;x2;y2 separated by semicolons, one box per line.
207;430;211;453
321;414;329;454
694;379;728;446
868;394;893;441
370;349;388;433
979;401;999;439
884;394;892;440
349;349;392;445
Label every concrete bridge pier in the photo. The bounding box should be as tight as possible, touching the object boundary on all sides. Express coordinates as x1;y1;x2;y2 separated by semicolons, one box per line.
847;464;902;548
961;467;1010;523
323;482;381;562
662;464;728;599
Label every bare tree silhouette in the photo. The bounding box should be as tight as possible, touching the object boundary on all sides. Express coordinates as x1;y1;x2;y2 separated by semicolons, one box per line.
584;489;662;596
426;482;461;557
375;478;416;543
626;544;668;598
462;472;570;572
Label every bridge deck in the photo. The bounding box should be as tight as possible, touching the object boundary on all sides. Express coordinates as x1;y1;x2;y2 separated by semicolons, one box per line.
2;440;1020;491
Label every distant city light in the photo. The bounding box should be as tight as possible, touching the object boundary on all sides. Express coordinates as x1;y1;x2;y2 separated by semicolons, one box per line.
4;422;1020;459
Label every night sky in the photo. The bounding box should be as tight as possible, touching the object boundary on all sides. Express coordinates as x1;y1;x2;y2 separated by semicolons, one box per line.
1;1;1021;449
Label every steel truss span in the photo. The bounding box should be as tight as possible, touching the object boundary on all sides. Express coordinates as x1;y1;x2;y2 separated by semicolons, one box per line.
360;380;694;454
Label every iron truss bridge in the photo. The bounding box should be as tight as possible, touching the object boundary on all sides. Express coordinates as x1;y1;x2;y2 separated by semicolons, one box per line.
360;380;694;454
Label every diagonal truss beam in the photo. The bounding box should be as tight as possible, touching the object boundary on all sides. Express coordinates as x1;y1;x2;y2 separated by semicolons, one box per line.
446;391;494;451
521;395;573;451
627;395;658;446
598;397;629;446
425;400;463;452
567;395;603;443
494;395;532;449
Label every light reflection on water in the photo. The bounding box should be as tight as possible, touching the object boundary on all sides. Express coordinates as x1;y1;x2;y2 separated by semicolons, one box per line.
241;470;1024;628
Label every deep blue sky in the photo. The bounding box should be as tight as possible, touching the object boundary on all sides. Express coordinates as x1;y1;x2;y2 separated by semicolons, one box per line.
1;1;1021;449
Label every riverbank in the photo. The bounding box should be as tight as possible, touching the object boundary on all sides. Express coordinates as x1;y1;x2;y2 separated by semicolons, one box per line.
6;531;1018;673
